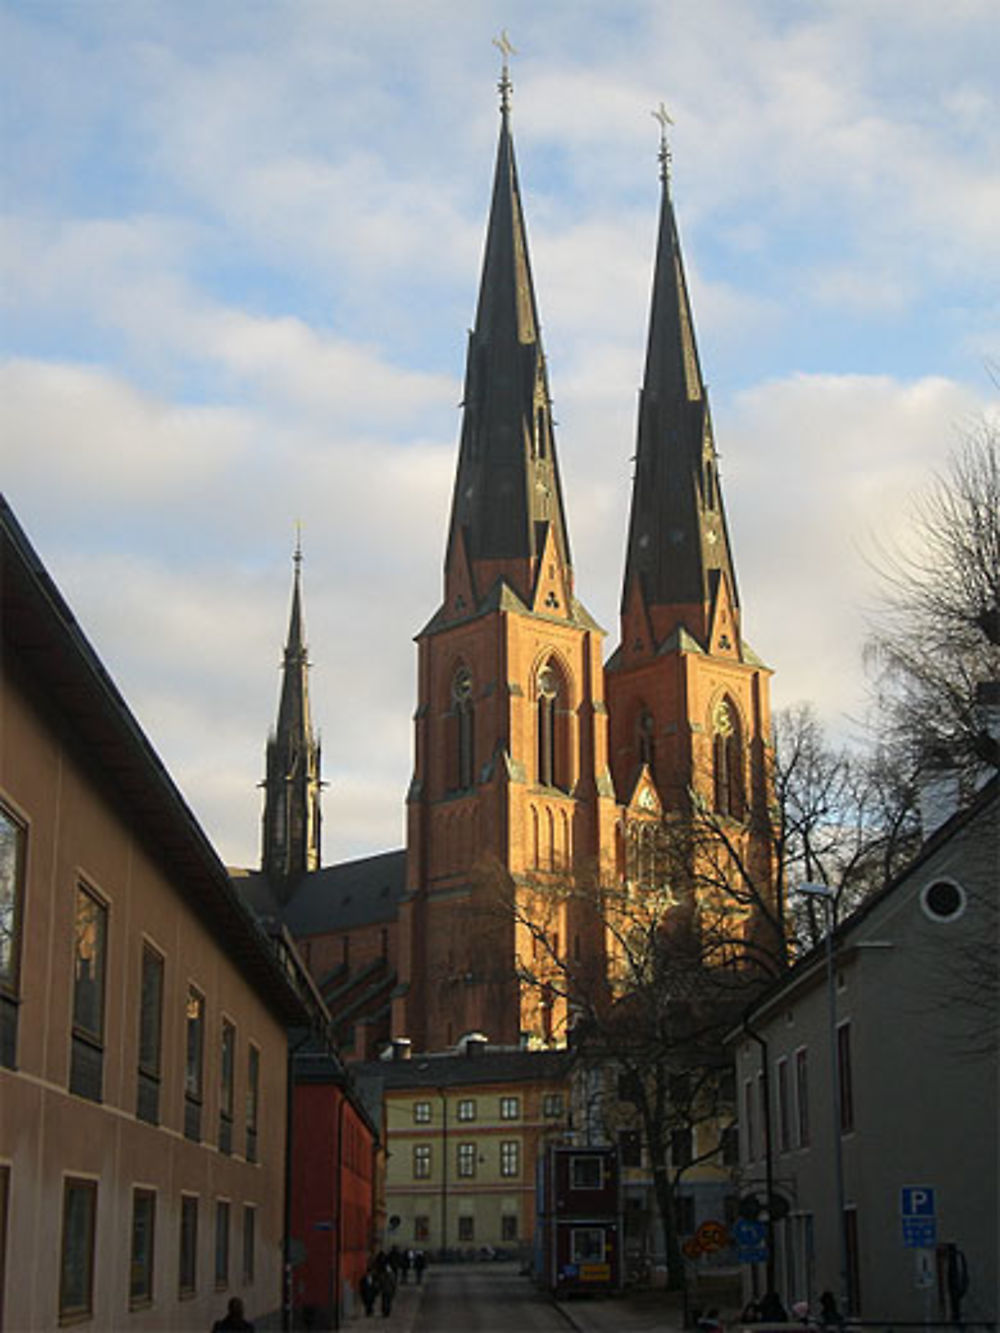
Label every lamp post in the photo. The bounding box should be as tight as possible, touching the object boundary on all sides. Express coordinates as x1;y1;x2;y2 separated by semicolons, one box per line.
796;883;849;1317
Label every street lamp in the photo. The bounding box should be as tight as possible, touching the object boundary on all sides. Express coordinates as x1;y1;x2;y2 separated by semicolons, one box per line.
796;883;849;1318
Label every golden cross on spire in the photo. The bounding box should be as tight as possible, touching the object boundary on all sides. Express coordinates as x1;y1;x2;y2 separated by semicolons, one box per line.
652;101;674;186
493;30;517;113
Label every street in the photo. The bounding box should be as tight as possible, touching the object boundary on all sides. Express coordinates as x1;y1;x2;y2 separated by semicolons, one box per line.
408;1261;572;1332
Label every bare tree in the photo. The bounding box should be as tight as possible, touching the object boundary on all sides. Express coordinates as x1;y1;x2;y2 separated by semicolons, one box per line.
866;414;1000;781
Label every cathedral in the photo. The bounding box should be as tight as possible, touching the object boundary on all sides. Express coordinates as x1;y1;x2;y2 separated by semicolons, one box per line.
233;67;773;1059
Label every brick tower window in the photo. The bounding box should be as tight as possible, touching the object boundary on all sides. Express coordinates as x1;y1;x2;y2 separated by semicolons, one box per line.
449;667;475;791
536;662;568;791
637;707;656;775
712;698;745;819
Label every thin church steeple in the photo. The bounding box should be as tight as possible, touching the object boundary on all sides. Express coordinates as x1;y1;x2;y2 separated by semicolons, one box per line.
261;534;322;897
621;108;739;652
444;40;572;613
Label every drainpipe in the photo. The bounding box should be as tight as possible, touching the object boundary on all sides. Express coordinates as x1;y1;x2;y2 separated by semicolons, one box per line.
742;1014;777;1295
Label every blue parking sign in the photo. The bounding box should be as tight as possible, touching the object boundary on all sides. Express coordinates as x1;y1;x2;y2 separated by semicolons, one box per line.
901;1186;936;1248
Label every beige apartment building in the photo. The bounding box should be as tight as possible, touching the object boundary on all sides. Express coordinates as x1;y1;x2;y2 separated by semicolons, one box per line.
0;499;311;1332
358;1041;570;1256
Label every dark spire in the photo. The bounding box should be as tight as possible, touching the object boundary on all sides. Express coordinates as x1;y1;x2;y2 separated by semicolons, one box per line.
621;115;739;644
444;52;572;609
262;533;322;894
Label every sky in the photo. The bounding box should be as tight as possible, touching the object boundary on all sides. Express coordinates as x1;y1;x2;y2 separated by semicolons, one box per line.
3;1;998;869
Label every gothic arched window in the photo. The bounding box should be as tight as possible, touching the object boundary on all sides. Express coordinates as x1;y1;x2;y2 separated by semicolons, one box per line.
637;707;656;775
449;667;475;791
536;660;569;791
712;697;745;819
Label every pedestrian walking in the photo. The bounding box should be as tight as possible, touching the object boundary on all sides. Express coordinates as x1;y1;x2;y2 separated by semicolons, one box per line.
414;1249;426;1284
211;1296;255;1331
377;1264;397;1317
359;1268;377;1318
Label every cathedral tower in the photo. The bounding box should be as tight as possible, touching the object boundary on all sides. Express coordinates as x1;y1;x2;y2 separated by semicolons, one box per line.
606;117;773;839
261;539;323;899
396;61;617;1051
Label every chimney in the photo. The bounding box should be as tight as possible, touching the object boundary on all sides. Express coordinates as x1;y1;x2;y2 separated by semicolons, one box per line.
391;1037;412;1062
463;1032;489;1058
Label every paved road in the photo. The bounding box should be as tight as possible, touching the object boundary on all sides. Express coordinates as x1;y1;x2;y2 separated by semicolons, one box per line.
410;1262;572;1332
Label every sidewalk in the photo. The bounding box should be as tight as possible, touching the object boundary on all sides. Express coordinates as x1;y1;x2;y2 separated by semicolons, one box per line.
555;1287;689;1333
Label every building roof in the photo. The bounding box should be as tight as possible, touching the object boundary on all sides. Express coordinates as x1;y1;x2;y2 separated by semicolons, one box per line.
443;89;572;601
356;1045;572;1092
232;848;407;936
620;149;739;627
1;494;313;1029
733;772;999;1030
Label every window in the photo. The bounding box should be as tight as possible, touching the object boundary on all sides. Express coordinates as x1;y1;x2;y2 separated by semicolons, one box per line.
637;708;656;774
179;1196;198;1296
136;945;164;1124
219;1020;235;1154
242;1206;256;1285
777;1057;791;1153
838;1023;854;1133
70;885;107;1100
215;1200;230;1289
795;1049;810;1147
184;987;205;1141
712;698;745;818
413;1145;431;1179
536;661;569;791
246;1044;260;1162
499;1095;519;1120
500;1140;520;1178
670;1128;693;1169
543;1092;564;1118
501;1214;518;1242
571;1155;604;1190
456;1098;476;1122
414;1216;430;1243
458;1216;474;1243
720;1125;739;1166
570;1227;605;1263
844;1207;861;1313
0;804;26;1068
413;1100;431;1124
450;667;475;791
457;1143;476;1178
130;1188;156;1308
676;1195;696;1236
921;878;967;922
619;1128;641;1167
60;1178;97;1320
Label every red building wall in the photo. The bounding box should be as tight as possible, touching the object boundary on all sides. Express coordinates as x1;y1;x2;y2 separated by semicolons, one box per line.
291;1079;376;1323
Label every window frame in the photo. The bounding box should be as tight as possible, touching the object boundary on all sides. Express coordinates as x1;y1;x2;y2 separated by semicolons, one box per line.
0;802;26;1069
412;1144;431;1180
59;1176;98;1322
499;1140;520;1178
184;986;205;1141
219;1019;236;1154
570;1154;604;1191
129;1187;156;1309
136;943;164;1124
499;1095;520;1121
70;883;108;1101
246;1043;260;1162
242;1205;256;1286
837;1021;854;1133
215;1199;231;1290
456;1142;477;1178
412;1100;432;1124
795;1047;810;1147
570;1226;605;1264
777;1056;791;1153
456;1097;476;1122
179;1194;198;1297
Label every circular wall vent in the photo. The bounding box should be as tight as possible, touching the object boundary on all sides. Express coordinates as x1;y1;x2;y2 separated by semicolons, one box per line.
920;878;967;923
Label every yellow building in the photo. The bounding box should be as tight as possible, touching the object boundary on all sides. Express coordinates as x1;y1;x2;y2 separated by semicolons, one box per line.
360;1041;570;1256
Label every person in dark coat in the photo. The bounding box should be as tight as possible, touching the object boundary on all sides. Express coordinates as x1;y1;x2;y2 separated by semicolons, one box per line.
377;1264;397;1317
759;1292;788;1322
359;1268;377;1318
413;1249;427;1284
212;1296;254;1331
